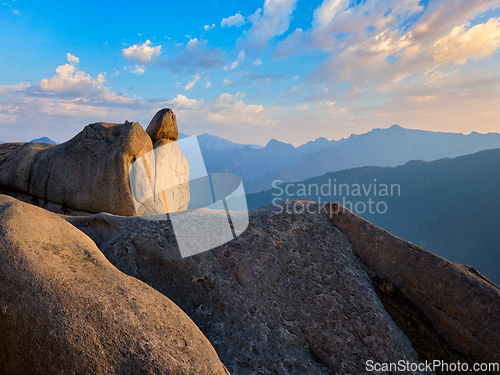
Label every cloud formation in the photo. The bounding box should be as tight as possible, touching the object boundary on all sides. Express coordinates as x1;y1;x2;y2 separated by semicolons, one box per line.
38;54;105;94
244;0;298;50
164;38;227;74
0;54;142;141
231;50;246;69
221;12;245;28
125;65;146;75
432;17;500;64
122;40;161;64
184;75;200;90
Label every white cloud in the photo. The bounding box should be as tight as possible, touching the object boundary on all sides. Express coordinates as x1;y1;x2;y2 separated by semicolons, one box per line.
204;23;215;31
432;18;500;64
312;0;348;30
223;79;232;86
184;75;200;90
122;40;161;64
231;50;246;69
274;0;500;91
254;59;262;66
91;86;136;105
2;57;137;104
0;82;30;95
66;53;79;65
205;81;212;89
206;93;273;126
221;12;245;27
168;94;200;109
0;56;144;142
412;0;499;42
244;0;298;50
39;65;105;94
125;65;146;75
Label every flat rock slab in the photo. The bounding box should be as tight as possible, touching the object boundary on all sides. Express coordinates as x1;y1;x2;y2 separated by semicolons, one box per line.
67;203;425;375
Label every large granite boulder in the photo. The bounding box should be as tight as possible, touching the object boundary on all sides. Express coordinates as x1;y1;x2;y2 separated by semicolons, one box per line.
67;202;427;375
0;113;190;216
0;195;229;375
29;121;152;216
0;142;53;192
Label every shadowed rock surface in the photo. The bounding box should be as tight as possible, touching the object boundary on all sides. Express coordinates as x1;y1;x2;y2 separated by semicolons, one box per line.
68;202;428;375
326;202;500;369
0;195;229;375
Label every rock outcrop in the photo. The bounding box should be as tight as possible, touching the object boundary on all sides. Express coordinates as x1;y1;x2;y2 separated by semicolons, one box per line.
147;108;179;142
326;202;500;368
0;110;190;216
67;202;428;375
0;194;229;375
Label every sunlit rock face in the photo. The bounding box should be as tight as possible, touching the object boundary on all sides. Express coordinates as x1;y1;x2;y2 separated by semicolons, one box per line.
0;195;229;375
0;108;191;216
146;108;179;142
130;139;190;216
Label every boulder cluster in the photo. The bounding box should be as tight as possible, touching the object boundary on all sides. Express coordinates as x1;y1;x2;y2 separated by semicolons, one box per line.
0;108;188;216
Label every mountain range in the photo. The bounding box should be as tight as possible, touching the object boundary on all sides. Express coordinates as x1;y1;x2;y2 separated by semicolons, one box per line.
179;132;262;150
194;125;500;193
247;148;500;285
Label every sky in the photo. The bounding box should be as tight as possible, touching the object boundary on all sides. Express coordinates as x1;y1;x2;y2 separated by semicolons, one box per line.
1;0;500;146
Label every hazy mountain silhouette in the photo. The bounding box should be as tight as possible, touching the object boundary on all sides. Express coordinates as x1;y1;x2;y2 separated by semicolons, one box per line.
199;136;349;183
30;137;57;144
192;126;500;193
246;125;500;192
247;148;500;284
179;133;263;150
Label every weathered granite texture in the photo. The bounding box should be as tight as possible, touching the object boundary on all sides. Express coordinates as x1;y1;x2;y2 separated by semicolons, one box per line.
0;194;229;375
326;202;500;371
0;109;190;216
67;202;427;375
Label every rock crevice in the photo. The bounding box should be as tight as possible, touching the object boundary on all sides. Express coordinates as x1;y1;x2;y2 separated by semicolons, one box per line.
326;202;500;369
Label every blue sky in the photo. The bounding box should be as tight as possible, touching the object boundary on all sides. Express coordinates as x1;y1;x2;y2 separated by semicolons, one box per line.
1;0;500;145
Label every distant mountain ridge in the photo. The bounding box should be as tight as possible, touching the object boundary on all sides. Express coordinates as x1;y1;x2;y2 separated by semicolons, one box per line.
197;134;352;184
30;137;57;144
247;148;500;285
245;125;500;192
179;132;263;150
181;126;500;194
